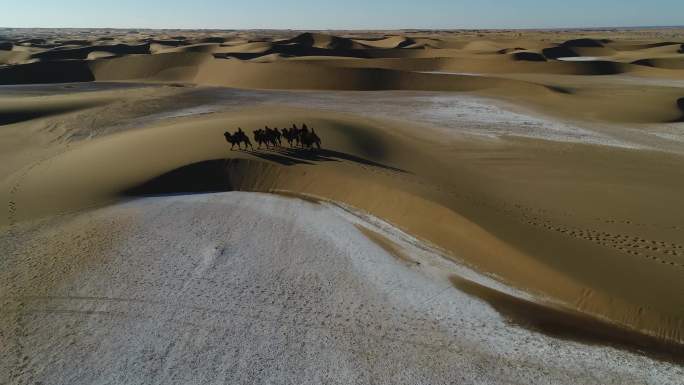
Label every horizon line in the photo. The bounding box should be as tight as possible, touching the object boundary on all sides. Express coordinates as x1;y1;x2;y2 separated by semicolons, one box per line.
2;25;684;32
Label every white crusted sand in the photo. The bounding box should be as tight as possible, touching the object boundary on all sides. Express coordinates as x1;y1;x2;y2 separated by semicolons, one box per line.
0;83;662;149
556;57;605;62
1;192;680;385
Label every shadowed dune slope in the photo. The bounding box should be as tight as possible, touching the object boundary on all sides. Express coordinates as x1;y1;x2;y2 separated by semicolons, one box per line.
279;32;371;50
193;59;542;91
0;97;106;125
0;61;94;84
633;57;684;70
88;52;208;81
352;35;417;49
31;43;151;61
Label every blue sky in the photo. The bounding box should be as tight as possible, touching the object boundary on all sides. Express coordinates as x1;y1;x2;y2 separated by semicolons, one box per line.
1;1;682;29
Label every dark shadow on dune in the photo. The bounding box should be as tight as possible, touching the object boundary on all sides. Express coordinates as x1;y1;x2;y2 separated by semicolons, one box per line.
213;32;422;62
497;47;527;54
140;38;189;47
619;41;680;50
270;190;323;205
200;37;226;44
632;59;655;67
54;39;92;46
214;52;274;60
512;51;546;62
275;148;340;163
560;38;608;48
237;147;405;172
17;38;46;45
274;148;407;173
0;60;94;85
395;38;416;49
544;85;574;94
450;275;684;364
124;147;407;197
0;111;56;126
542;46;578;59
672;97;684;123
634;57;684;70
572;61;624;75
214;43;372;60
123;159;236;196
32;43;150;61
0;102;103;125
243;150;315;166
542;46;626;74
282;32;355;50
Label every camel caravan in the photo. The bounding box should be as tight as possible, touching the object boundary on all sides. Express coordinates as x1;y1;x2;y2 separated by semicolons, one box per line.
223;124;322;150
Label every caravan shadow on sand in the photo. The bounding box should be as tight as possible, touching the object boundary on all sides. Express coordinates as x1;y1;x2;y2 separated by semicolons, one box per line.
233;147;406;172
274;148;407;172
243;150;316;166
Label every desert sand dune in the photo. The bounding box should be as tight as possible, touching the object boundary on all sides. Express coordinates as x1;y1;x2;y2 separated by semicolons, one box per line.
30;42;151;61
633;57;684;69
351;35;418;49
1;28;684;383
2;95;684;351
279;32;371;50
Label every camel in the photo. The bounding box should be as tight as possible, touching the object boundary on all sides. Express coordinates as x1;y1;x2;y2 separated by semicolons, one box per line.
271;127;283;146
234;128;253;150
223;131;241;150
282;124;299;147
230;124;321;151
224;128;253;150
253;128;270;149
263;126;281;147
300;127;322;149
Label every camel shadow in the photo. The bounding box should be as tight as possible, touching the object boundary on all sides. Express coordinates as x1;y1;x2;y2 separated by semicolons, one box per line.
259;147;406;173
243;150;315;166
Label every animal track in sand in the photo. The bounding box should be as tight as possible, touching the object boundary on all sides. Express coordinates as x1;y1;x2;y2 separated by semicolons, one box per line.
420;180;684;271
517;211;684;270
600;218;683;231
403;175;684;271
6;170;32;228
5;145;74;228
354;168;684;272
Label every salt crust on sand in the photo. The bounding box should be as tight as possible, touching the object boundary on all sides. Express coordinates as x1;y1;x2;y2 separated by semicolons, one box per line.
2;192;680;384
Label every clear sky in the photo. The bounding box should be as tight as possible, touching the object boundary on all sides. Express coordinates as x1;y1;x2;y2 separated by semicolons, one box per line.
1;0;682;30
